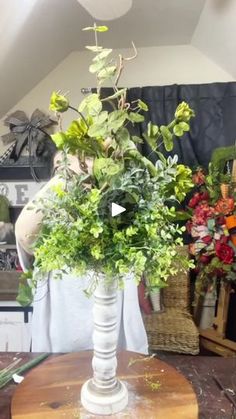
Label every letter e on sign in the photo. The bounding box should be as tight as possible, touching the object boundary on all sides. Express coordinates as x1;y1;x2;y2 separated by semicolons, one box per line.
15;184;29;205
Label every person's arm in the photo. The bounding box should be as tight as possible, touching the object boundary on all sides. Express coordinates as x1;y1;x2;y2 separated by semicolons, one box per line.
15;154;94;255
15;174;65;255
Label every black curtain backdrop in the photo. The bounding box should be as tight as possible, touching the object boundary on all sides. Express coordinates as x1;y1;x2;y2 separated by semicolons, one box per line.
101;82;236;169
127;82;236;169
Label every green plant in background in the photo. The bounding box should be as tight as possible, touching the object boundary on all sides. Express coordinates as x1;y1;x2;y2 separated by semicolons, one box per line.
155;154;193;202
18;24;196;303
16;270;34;307
205;145;236;202
0;196;10;223
211;146;236;175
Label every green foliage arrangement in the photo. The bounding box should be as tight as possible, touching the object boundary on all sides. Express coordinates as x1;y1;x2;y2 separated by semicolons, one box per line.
205;146;236;202
19;24;196;302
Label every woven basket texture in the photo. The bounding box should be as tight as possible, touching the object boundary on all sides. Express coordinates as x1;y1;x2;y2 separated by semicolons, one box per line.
143;309;199;355
163;272;190;311
143;246;199;354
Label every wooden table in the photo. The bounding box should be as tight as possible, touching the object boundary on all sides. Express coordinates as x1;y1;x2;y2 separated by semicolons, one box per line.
1;352;236;419
11;351;197;419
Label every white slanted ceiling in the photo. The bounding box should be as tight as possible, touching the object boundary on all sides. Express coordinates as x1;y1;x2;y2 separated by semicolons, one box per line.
77;0;133;20
192;0;236;79
0;0;235;120
0;0;205;118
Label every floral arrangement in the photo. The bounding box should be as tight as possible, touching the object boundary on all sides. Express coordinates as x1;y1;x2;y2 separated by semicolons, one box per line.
18;25;195;304
187;163;236;293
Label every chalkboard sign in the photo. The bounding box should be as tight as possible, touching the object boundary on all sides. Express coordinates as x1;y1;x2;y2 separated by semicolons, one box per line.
0;156;52;181
0;156;49;224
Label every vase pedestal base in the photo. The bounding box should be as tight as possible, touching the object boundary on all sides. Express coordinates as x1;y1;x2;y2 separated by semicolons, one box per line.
81;378;128;415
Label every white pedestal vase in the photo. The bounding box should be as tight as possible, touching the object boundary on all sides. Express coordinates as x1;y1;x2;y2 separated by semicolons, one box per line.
81;277;128;415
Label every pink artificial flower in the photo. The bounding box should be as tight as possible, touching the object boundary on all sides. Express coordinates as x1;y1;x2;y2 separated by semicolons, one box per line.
191;225;209;238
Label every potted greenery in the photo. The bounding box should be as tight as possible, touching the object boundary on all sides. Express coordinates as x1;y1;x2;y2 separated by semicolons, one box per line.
219;172;232;199
25;24;195;415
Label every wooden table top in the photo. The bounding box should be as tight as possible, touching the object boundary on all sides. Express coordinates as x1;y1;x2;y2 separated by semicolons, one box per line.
1;352;236;419
11;351;198;419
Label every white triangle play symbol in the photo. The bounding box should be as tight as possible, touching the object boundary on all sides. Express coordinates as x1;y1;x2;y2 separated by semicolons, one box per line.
111;202;126;217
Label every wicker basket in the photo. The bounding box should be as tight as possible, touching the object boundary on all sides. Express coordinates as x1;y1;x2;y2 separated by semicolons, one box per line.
143;246;199;354
143;308;199;355
163;271;190;311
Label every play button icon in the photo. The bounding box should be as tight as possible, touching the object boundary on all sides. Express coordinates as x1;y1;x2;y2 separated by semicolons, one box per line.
98;188;137;226
111;202;126;217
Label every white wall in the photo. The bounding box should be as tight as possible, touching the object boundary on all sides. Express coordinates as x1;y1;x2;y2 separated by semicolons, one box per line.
0;302;32;351
192;0;236;80
0;44;234;145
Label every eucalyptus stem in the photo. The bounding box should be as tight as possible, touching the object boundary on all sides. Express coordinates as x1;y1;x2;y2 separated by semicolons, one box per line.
94;23;98;49
100;181;109;192
93;23;101;97
147;119;177;161
0;358;21;378
68;106;89;128
125;149;157;177
0;353;48;389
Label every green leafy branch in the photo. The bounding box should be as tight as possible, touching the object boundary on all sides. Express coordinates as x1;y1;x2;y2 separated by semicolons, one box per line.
49;25;195;186
19;24;196;300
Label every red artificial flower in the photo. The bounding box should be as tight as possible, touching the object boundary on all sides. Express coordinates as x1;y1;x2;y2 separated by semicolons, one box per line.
216;215;226;226
214;198;234;216
186;220;193;234
192;202;215;225
202;235;212;245
219;235;229;245
188;193;201;209
192;169;206;186
210;268;227;278
188;191;209;209
201;191;209;201
199;253;211;264
215;241;234;264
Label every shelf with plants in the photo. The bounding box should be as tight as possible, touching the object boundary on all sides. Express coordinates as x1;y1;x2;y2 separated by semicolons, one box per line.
186;146;236;355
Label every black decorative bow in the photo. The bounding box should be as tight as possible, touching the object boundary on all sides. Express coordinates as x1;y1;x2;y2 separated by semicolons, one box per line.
1;109;57;181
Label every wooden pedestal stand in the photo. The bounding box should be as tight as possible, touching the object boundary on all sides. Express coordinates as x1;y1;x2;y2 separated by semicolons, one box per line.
197;282;236;357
